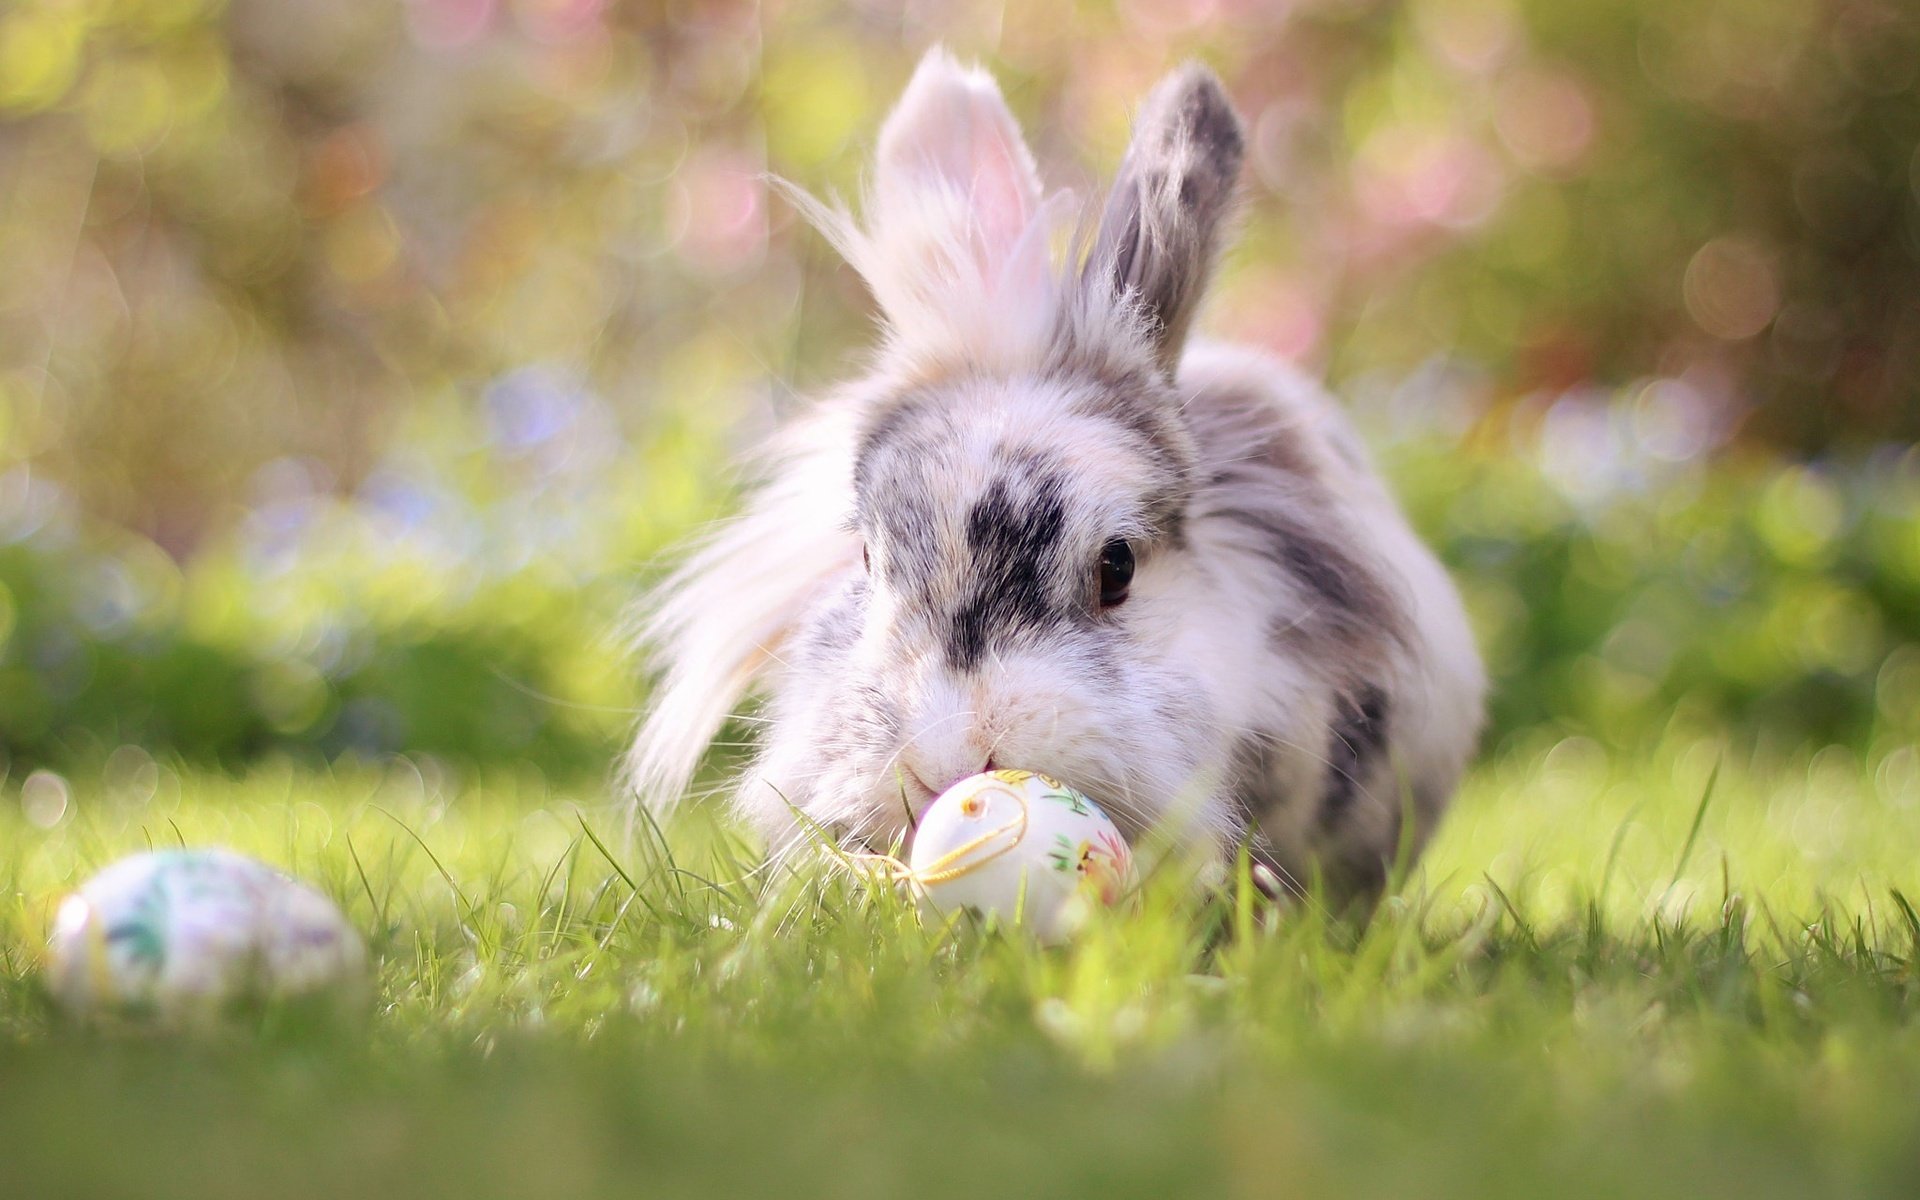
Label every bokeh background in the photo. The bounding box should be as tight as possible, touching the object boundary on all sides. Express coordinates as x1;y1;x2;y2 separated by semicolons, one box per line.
1;0;1917;795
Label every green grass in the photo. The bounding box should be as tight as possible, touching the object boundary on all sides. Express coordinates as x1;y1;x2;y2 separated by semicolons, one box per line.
4;736;1920;1200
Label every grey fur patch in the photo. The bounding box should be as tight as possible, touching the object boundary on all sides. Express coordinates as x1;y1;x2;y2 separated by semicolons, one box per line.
1195;494;1407;665
1273;525;1393;637
852;391;944;513
852;393;933;496
1318;685;1390;830
1048;343;1189;460
1086;64;1245;372
1058;371;1195;542
1217;735;1307;900
1329;847;1392;906
764;579;900;819
790;575;870;671
1226;735;1280;834
1180;356;1411;675
851;393;958;593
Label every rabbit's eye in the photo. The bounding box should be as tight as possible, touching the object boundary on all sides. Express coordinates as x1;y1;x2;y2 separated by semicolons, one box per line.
1097;539;1134;608
862;543;871;574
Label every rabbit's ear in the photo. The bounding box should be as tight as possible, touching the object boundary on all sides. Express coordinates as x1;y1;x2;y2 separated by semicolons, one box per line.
1087;65;1244;374
871;47;1044;297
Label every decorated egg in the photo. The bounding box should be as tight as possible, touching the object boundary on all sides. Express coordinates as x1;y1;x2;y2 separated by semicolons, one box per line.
907;769;1133;943
45;848;368;1025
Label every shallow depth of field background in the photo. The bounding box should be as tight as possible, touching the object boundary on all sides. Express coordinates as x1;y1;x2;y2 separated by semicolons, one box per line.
3;3;1920;1195
1;0;1916;789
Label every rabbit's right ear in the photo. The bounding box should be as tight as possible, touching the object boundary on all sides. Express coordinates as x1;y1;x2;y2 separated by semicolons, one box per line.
1086;65;1245;375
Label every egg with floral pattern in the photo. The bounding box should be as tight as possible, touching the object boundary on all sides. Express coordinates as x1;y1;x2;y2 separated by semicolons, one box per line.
45;849;368;1025
907;769;1134;943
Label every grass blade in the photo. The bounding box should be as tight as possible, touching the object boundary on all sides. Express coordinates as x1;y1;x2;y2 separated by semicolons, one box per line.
1668;758;1722;891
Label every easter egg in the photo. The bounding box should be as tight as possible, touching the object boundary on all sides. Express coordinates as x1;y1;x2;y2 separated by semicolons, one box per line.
907;769;1133;943
45;848;368;1025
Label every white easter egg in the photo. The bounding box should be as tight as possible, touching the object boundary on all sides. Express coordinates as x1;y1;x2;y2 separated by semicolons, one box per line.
45;848;368;1025
907;769;1133;943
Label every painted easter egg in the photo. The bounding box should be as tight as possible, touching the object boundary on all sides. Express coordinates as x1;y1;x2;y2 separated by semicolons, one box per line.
45;848;368;1025
907;769;1133;943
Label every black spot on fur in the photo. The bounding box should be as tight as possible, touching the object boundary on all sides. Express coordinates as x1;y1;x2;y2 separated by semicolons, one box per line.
1319;686;1389;830
947;470;1069;670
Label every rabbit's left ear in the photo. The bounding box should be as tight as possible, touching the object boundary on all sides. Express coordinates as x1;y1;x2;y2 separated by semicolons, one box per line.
870;48;1046;306
1087;65;1244;374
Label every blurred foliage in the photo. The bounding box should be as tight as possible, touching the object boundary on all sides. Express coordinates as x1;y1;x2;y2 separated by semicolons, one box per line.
0;377;729;775
1365;388;1920;757
5;0;1920;543
1;378;1917;777
0;0;1917;775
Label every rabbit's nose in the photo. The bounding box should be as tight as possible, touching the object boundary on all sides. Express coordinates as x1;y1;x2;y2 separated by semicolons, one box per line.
903;752;995;801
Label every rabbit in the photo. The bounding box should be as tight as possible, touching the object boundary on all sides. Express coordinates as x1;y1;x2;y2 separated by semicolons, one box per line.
625;48;1486;901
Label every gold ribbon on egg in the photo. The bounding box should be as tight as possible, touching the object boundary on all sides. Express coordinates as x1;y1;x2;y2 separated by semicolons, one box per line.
852;785;1030;887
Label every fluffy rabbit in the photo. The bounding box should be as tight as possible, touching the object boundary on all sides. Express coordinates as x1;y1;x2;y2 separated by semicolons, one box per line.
626;49;1485;900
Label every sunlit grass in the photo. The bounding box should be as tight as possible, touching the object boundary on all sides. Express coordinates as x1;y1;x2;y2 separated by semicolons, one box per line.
3;739;1920;1199
1431;733;1920;919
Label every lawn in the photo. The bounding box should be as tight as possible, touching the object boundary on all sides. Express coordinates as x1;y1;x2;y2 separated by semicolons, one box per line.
6;0;1920;1194
4;736;1919;1200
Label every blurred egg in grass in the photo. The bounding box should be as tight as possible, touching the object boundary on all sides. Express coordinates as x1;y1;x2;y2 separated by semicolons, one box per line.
46;849;368;1026
907;769;1134;943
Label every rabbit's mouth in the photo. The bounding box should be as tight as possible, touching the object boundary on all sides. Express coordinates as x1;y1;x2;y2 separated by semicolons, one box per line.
841;756;1005;850
899;758;1003;818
